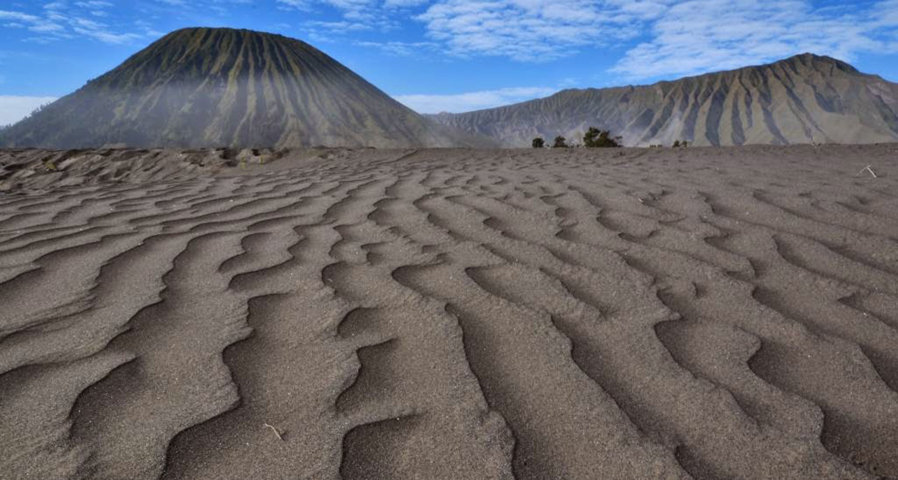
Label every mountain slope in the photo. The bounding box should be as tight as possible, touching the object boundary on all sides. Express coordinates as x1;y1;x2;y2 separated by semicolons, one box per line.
0;28;485;149
432;54;898;147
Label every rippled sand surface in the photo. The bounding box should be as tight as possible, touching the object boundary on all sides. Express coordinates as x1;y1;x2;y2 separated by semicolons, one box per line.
1;145;897;479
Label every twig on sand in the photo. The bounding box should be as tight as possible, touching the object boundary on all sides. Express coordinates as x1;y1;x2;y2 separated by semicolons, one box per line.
858;165;878;178
263;423;284;441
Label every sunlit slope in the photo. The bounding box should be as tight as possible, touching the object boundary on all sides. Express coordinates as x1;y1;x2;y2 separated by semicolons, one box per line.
432;54;898;147
0;27;481;148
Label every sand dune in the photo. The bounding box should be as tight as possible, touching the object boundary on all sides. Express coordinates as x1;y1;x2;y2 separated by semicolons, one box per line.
1;144;897;479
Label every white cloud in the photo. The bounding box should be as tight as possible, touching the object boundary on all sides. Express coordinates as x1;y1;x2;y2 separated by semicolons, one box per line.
872;0;898;27
416;0;898;76
2;2;143;44
276;0;308;7
277;0;425;13
0;8;65;33
383;0;429;6
4;0;894;89
0;10;39;22
305;19;375;31
74;0;114;7
394;86;556;113
278;0;407;35
612;0;898;79
357;40;437;55
70;16;142;43
0;96;58;126
417;0;666;61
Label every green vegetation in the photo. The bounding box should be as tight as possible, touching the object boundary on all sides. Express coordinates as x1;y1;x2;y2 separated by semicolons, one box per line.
583;127;622;148
538;128;623;149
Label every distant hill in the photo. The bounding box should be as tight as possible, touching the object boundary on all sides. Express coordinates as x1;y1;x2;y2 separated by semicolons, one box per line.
0;28;487;149
431;54;898;147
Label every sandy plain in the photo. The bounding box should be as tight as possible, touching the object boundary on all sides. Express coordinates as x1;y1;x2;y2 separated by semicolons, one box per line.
0;144;897;479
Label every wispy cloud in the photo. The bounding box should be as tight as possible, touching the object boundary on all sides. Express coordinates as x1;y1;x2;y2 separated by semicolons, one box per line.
356;40;438;56
395;86;557;113
612;0;898;79
415;0;898;76
278;0;420;37
75;0;115;8
2;1;145;44
416;0;659;61
0;96;58;126
0;9;65;34
383;0;429;7
275;0;311;9
70;16;142;43
4;0;897;93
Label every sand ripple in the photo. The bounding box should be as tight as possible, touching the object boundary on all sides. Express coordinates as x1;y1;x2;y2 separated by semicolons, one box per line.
1;145;897;479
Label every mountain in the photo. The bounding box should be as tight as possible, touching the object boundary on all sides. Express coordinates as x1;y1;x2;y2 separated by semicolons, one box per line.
431;54;898;147
0;28;486;149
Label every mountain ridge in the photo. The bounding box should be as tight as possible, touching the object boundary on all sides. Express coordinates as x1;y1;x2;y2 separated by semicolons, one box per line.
4;33;897;149
0;27;489;149
431;53;898;147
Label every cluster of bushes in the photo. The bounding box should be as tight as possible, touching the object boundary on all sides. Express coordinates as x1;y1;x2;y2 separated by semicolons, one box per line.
583;127;622;148
532;136;573;148
532;127;622;149
531;136;575;148
649;141;688;148
532;130;693;149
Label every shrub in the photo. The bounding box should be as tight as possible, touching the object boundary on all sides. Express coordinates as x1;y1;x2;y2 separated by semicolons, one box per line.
673;140;680;147
532;137;545;148
552;136;568;148
583;127;622;148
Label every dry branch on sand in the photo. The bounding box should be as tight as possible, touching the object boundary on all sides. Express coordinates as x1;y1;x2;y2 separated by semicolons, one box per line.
263;423;284;441
858;165;878;178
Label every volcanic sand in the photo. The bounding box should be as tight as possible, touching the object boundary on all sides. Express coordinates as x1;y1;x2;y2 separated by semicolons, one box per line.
1;145;897;479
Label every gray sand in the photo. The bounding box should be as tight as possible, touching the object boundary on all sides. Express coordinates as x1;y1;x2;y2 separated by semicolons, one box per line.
1;145;897;479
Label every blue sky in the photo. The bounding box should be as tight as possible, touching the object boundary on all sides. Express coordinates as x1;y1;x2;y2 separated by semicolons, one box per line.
1;0;897;125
